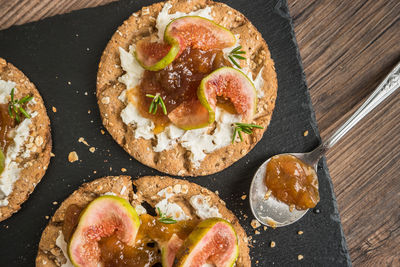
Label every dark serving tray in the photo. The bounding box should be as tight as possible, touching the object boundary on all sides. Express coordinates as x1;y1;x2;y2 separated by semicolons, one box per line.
0;0;351;266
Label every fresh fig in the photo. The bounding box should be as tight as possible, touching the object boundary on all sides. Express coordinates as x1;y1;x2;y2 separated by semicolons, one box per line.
198;67;257;124
68;195;140;267
161;234;184;267
168;98;210;130
135;16;236;71
175;218;239;267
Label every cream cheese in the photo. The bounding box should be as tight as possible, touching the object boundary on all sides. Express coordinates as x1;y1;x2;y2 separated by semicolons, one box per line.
0;81;33;206
117;4;265;168
155;187;190;221
55;231;74;267
190;194;222;219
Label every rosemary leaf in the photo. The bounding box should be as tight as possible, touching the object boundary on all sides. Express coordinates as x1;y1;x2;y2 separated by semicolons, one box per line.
228;55;241;69
233;54;246;60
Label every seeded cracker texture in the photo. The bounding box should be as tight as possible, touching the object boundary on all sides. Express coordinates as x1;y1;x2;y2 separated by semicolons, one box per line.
0;58;52;222
96;0;278;176
35;176;251;267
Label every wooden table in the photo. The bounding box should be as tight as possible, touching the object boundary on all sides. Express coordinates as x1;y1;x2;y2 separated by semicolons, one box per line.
1;0;399;265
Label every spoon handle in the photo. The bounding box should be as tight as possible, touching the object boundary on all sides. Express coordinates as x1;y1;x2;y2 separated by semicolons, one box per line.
324;61;400;150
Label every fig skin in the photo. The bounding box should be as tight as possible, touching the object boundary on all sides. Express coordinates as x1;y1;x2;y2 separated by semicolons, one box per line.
175;218;239;267
68;195;140;267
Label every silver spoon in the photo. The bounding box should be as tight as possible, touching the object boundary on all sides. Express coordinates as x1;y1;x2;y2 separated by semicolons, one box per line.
250;61;400;227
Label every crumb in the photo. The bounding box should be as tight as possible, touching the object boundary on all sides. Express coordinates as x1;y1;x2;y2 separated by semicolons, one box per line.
251;219;261;229
264;226;268;231
67;81;71;85
89;147;96;153
241;195;247;200
255;230;260;235
110;167;112;171
298;230;303;235
52;201;58;205
86;48;90;51
68;151;79;163
298;255;304;260
101;129;105;135
303;130;309;136
121;168;127;172
50;152;55;157
52;106;57;113
215;190;219;195
93;170;97;174
270;241;276;248
88;110;91;114
45;216;49;219
78;137;89;146
84;91;88;95
256;260;259;264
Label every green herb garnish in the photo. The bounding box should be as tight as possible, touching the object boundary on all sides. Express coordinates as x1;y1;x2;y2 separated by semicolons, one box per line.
228;45;246;69
232;122;263;143
8;88;33;123
146;93;167;115
157;207;177;224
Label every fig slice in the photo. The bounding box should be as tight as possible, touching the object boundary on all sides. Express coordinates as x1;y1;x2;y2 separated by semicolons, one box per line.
135;16;236;71
168;98;210;130
161;234;184;267
68;195;140;267
198;67;257;123
175;218;239;267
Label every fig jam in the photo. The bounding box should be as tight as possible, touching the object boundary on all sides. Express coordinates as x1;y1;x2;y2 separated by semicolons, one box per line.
135;47;231;129
264;154;320;210
0;103;15;152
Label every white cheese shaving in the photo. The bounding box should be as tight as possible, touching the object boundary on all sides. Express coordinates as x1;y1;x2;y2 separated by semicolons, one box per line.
155;187;190;221
190;195;221;219
135;204;147;216
0;82;33;206
55;231;74;267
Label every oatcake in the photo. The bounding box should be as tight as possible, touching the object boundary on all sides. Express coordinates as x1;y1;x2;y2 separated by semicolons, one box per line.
36;176;251;266
0;58;52;222
96;0;278;176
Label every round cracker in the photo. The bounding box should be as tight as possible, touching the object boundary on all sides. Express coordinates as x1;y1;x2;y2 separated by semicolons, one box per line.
36;175;250;267
0;58;52;222
96;0;278;176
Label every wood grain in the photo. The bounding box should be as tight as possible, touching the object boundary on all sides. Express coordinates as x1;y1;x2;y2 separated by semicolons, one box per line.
0;0;399;266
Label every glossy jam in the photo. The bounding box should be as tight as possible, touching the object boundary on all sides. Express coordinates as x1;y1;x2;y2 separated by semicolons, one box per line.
0;103;15;152
136;47;231;128
264;154;320;210
62;206;199;266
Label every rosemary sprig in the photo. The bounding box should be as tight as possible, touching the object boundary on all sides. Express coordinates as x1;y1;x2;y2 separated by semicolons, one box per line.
228;45;246;69
146;93;167;115
8;88;33;123
157;207;177;224
232;122;263;143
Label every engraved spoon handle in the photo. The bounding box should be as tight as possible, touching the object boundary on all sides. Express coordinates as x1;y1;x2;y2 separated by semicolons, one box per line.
307;61;400;165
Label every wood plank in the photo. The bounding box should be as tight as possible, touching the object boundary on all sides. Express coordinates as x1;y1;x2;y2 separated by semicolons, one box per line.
0;0;399;265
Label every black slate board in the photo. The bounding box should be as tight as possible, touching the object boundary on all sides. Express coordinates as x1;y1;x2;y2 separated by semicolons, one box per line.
0;0;351;266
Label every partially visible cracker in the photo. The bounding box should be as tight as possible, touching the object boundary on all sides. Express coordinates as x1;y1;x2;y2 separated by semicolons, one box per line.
96;0;278;176
0;58;52;222
36;176;250;267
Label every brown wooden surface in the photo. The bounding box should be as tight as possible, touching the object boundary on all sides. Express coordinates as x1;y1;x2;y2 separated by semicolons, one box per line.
0;0;399;265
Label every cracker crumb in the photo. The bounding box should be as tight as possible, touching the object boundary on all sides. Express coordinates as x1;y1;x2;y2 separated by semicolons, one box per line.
89;147;96;153
251;219;261;229
50;152;55;157
101;130;105;135
88;110;91;114
45;216;49;219
52;106;57;113
298;230;304;235
264;189;272;200
78;137;89;146
255;230;260;235
270;241;276;248
298;255;304;260
241;195;247;200
52;201;58;205
68;151;79;163
110;167;112;171
289;204;295;212
93;170;97;174
121;168;127;172
215;190;219;195
264;226;268;231
67;81;71;85
304;130;309;136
